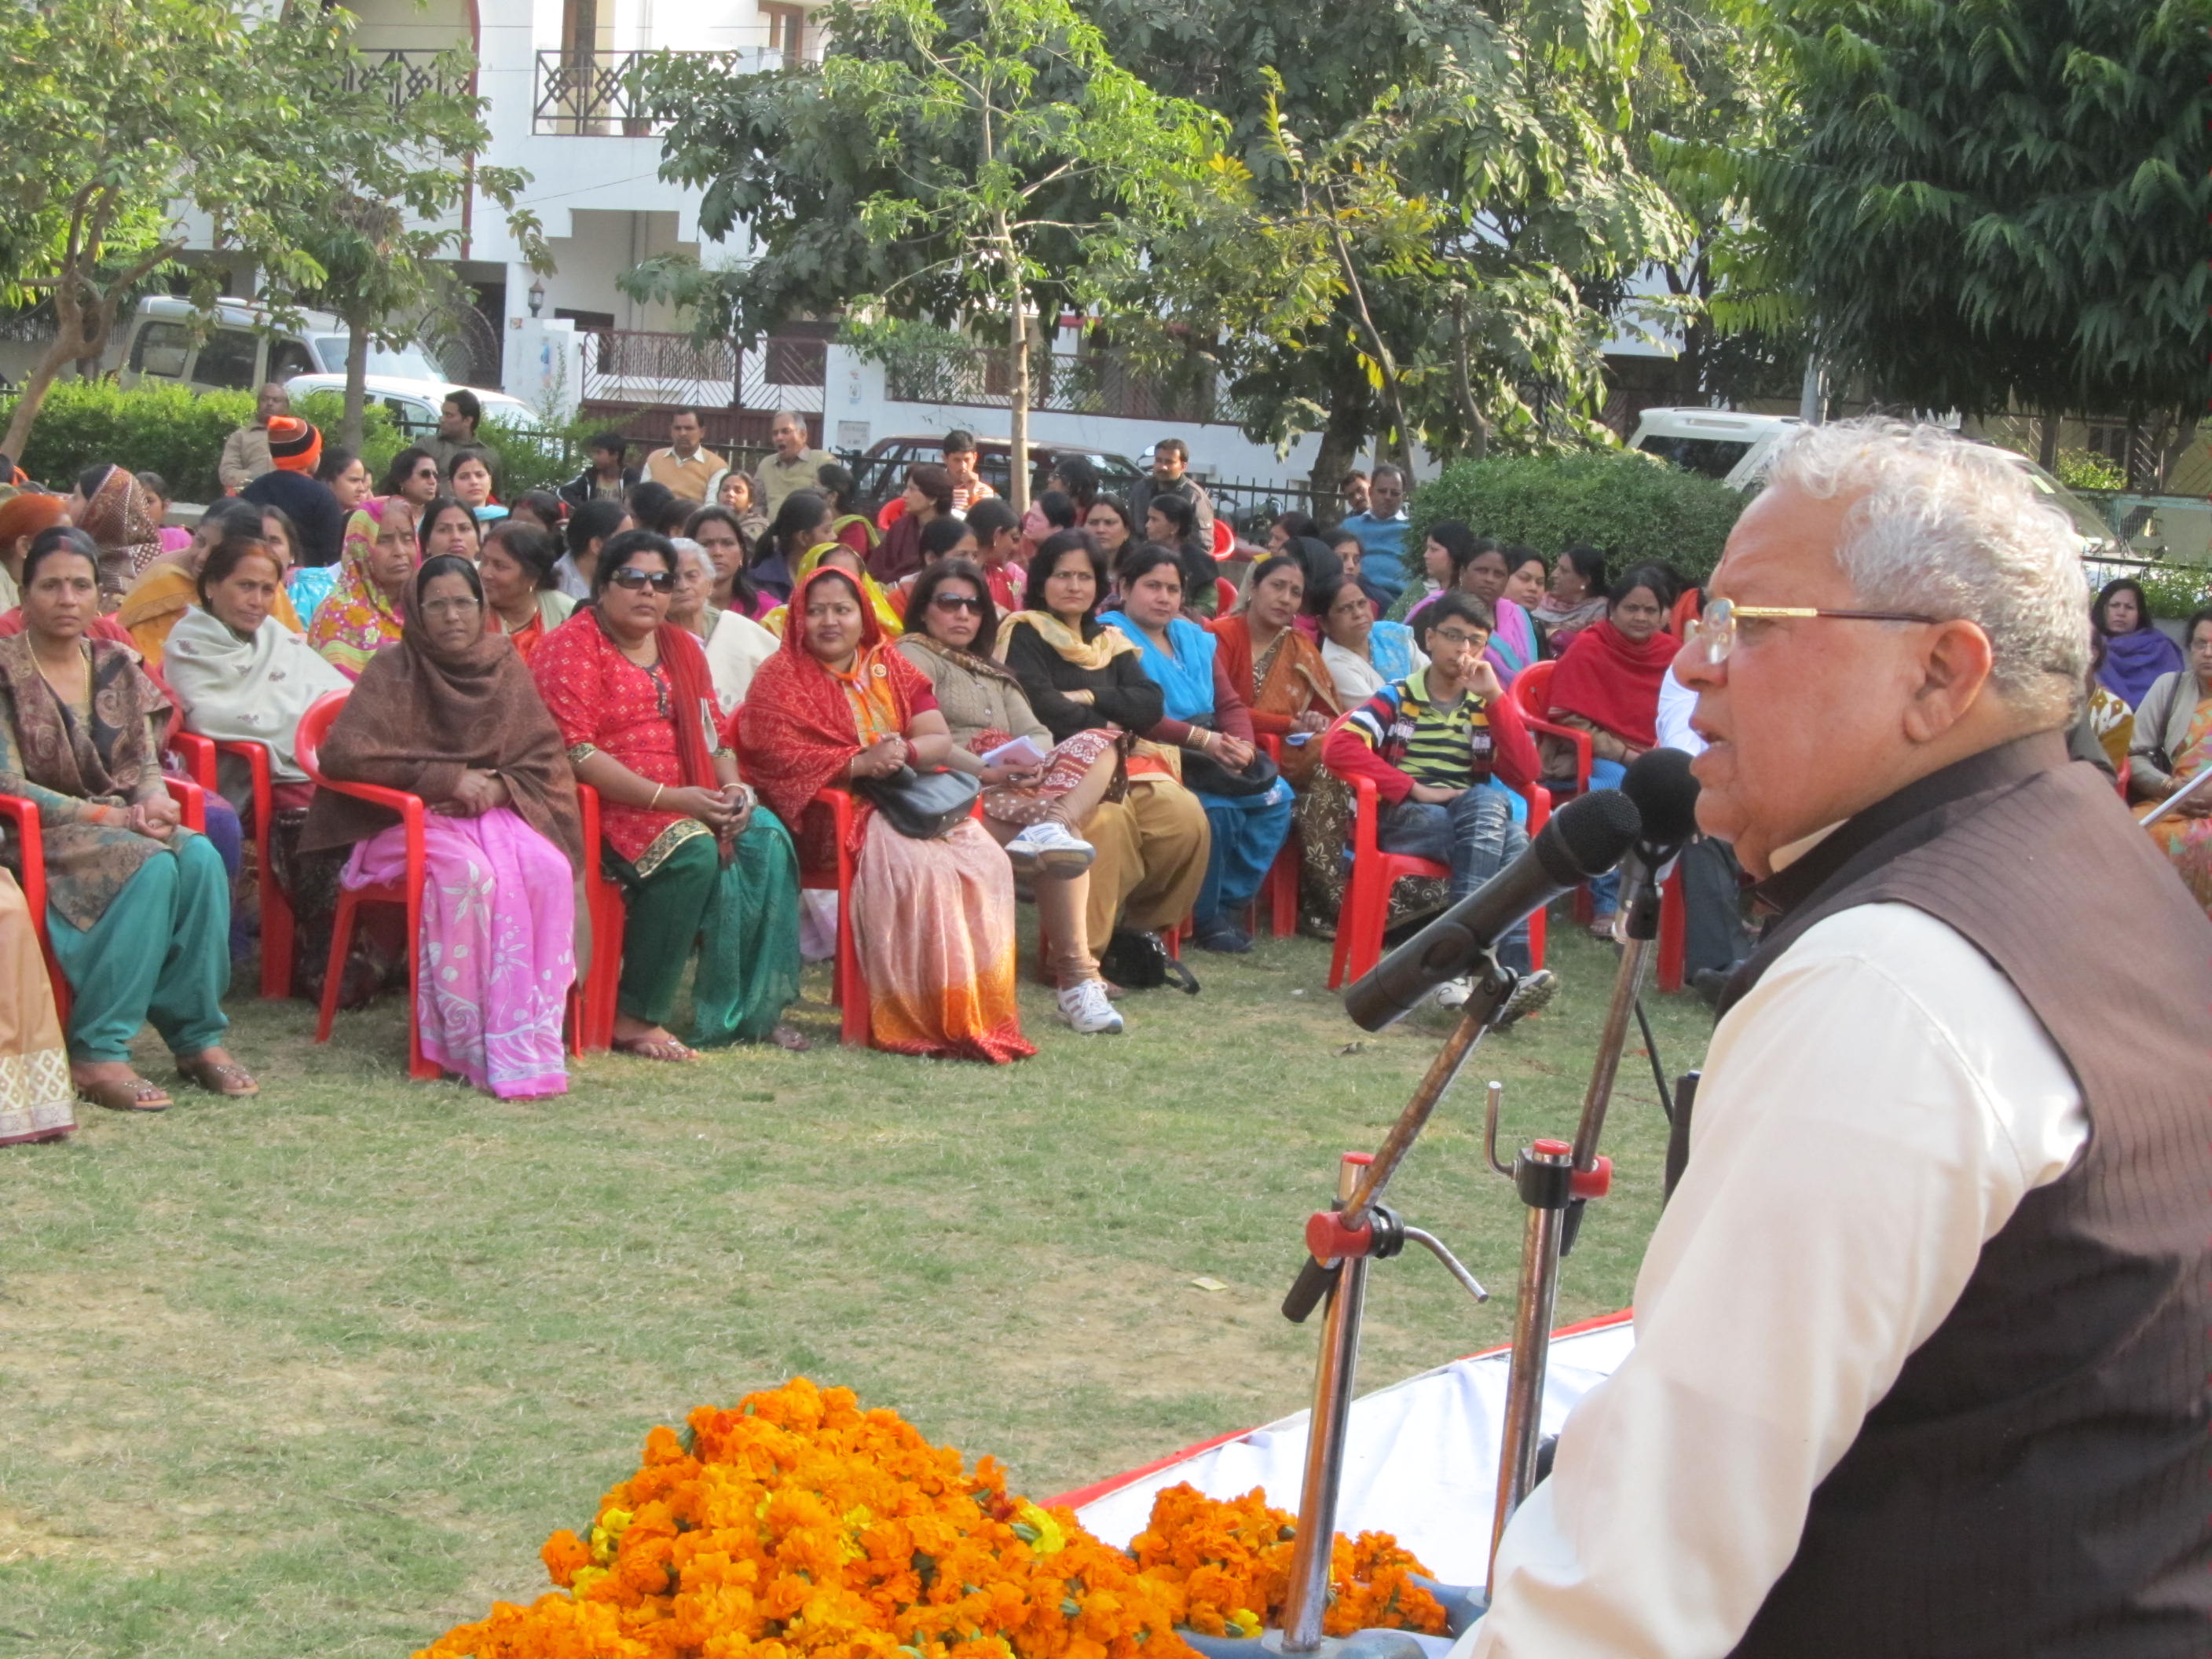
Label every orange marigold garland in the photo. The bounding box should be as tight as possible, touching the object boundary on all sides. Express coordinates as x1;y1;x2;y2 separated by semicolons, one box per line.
418;1379;1446;1659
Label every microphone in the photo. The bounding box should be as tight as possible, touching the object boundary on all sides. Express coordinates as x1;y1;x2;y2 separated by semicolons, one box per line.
1621;747;1701;861
1342;788;1643;1031
1612;749;1703;942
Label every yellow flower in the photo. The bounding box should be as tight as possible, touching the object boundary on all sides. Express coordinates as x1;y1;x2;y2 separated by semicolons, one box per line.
1012;1503;1067;1555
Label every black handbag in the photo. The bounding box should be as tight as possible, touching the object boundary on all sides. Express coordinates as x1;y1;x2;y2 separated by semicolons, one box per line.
1098;927;1201;994
857;765;982;840
1178;725;1280;798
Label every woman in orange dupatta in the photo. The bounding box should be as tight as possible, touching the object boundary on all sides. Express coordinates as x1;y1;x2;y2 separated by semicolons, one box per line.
740;566;1034;1064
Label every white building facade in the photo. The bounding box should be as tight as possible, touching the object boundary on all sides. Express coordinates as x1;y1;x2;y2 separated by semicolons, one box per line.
292;0;1324;488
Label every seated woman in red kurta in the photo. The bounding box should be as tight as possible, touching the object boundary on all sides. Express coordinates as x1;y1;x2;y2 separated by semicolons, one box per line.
530;530;807;1060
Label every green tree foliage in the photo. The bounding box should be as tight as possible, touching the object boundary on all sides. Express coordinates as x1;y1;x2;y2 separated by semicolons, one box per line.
1745;0;2211;423
1410;451;1748;581
1104;0;1688;486
629;0;1225;511
0;0;542;460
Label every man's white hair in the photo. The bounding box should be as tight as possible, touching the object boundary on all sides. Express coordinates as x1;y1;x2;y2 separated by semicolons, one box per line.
1758;418;2089;723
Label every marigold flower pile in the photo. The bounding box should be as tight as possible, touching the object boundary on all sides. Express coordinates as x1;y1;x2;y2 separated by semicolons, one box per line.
418;1379;1449;1659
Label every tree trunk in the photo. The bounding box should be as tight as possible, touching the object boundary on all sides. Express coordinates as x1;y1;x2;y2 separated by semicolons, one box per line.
1449;295;1491;464
1324;222;1413;487
0;326;94;465
2037;408;2060;472
342;320;372;452
1309;392;1368;525
1005;276;1030;518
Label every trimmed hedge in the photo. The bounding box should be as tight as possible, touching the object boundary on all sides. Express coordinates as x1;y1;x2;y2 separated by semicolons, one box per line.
1409;450;1749;584
0;381;405;504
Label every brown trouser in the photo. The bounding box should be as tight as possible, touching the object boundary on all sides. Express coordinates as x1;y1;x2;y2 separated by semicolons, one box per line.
1084;778;1210;948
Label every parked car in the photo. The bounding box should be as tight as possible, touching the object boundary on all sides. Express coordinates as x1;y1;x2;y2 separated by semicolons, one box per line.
1630;405;2119;557
277;373;544;440
117;296;452;394
852;434;1145;507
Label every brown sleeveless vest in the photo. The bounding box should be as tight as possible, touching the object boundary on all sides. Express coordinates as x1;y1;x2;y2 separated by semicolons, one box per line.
1677;733;2212;1658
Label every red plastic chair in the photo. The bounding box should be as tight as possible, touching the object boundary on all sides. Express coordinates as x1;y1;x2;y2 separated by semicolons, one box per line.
1324;737;1551;991
296;692;608;1075
169;730;296;999
1;774;207;1024
573;783;622;1054
1510;660;1591;800
800;786;871;1047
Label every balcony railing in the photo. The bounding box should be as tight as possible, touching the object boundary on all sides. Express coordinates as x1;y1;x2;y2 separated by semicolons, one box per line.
533;48;814;136
887;346;1222;426
579;329;826;413
343;48;472;115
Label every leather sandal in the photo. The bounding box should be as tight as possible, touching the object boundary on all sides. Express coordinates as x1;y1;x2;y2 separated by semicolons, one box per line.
176;1055;261;1097
613;1035;699;1063
77;1074;172;1113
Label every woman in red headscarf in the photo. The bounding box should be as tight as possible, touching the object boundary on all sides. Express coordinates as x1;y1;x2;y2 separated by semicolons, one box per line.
740;564;1035;1064
1543;562;1678;932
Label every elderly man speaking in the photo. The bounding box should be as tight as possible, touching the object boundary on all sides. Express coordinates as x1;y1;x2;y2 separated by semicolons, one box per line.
1462;420;2212;1657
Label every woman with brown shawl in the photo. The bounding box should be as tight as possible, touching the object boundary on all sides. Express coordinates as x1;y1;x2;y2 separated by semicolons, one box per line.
300;555;584;1097
70;464;164;602
0;528;253;1111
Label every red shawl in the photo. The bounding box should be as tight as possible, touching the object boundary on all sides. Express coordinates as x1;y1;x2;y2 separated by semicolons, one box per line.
738;566;930;849
1546;618;1674;750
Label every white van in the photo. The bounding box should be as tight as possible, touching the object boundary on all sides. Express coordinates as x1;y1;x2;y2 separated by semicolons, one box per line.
1630;404;2119;558
117;296;457;394
1628;406;1800;488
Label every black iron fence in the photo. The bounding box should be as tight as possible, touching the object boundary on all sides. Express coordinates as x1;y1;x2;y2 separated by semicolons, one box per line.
532;47;811;135
578;329;826;412
886;346;1225;427
344;48;471;114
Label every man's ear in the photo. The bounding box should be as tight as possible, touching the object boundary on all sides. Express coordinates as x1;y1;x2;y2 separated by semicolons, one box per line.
1901;619;1994;743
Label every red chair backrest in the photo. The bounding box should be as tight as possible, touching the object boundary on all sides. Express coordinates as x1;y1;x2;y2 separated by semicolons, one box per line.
1668;587;1701;637
294;691;350;785
1512;658;1557;720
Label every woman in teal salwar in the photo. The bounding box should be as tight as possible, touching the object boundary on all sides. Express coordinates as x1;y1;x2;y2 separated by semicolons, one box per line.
0;528;256;1111
531;529;808;1061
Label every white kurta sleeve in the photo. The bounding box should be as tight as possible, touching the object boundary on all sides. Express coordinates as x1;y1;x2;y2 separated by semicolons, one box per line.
1459;902;2086;1659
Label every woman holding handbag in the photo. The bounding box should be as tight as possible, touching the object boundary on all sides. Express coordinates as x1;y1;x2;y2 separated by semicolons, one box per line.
741;565;1035;1064
1100;544;1293;955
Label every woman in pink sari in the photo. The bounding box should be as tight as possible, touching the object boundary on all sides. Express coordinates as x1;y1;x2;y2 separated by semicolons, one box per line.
299;555;584;1097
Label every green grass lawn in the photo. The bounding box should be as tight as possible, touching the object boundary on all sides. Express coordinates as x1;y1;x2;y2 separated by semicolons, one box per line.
0;922;1708;1657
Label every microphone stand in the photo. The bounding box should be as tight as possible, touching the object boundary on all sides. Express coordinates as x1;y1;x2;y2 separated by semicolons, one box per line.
1481;844;1675;1588
1274;958;1510;1652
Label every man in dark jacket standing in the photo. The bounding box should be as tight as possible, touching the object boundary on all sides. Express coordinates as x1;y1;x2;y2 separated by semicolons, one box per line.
1463;419;2212;1659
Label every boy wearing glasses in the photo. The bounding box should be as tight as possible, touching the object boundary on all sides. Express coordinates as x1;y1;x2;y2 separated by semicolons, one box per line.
1323;593;1555;1019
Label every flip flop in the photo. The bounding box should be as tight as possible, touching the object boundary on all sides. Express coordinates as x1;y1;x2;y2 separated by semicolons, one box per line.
613;1035;699;1063
77;1074;171;1112
767;1024;812;1053
176;1056;261;1097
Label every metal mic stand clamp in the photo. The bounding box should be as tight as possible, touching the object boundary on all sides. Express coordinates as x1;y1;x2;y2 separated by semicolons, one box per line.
1273;957;1524;1653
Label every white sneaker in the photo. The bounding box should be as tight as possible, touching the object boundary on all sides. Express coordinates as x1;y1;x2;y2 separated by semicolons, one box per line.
1056;979;1124;1034
1006;819;1095;877
1432;977;1474;1009
1492;969;1558;1031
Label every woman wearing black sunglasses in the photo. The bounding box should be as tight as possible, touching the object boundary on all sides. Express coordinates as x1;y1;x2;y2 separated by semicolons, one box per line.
529;530;808;1060
894;558;1123;1035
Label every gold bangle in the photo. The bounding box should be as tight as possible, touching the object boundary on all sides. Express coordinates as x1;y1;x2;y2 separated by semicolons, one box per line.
650;783;665;809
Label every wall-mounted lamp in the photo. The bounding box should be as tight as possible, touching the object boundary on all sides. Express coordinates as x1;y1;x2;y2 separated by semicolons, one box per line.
527;277;547;319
